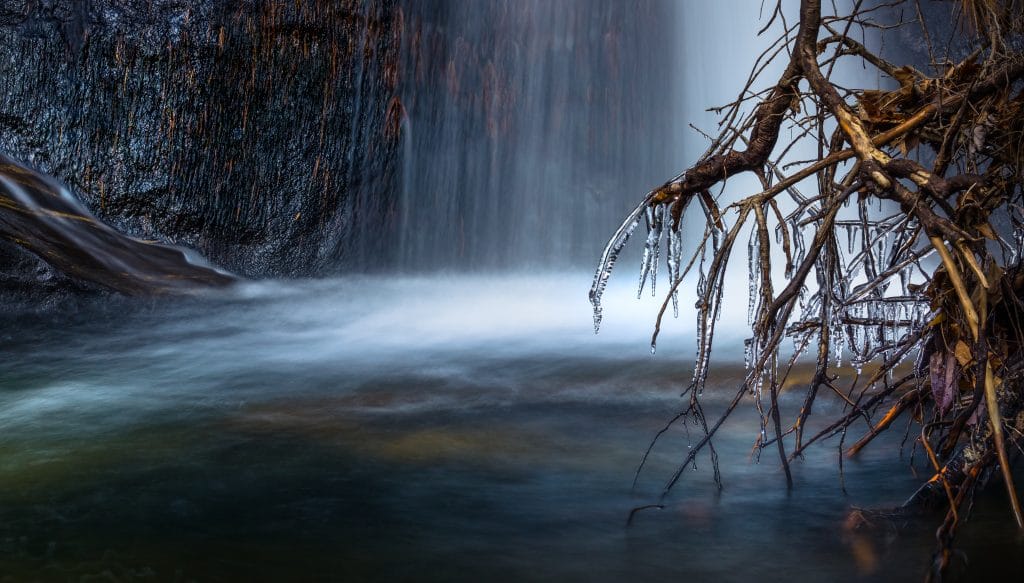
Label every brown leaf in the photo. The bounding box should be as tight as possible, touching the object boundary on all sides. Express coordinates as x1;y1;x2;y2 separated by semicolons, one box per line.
930;351;958;414
893;66;917;88
987;263;1004;284
977;222;997;240
946;55;979;82
954;340;973;366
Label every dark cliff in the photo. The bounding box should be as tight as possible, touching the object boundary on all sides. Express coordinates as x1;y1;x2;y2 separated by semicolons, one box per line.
0;0;402;280
1;0;677;292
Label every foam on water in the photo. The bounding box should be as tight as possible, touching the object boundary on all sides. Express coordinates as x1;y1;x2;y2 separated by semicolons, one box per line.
0;273;763;441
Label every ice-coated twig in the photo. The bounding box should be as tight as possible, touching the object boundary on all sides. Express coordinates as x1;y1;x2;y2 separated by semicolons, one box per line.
589;192;655;332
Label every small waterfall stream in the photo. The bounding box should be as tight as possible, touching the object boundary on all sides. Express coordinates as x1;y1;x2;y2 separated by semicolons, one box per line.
0;153;233;294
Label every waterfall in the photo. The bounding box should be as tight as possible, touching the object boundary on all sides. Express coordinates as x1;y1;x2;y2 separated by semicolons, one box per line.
389;1;870;274
394;0;678;271
0;0;876;291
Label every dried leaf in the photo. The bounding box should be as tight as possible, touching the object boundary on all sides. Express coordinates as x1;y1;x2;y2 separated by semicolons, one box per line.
954;340;973;366
946;55;979;82
988;263;1004;283
893;66;917;88
977;222;998;239
930;351;958;414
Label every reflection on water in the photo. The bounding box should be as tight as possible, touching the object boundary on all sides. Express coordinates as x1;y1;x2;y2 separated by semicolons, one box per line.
2;275;1022;581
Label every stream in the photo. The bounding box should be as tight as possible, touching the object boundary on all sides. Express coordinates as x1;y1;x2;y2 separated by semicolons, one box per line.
3;275;1022;581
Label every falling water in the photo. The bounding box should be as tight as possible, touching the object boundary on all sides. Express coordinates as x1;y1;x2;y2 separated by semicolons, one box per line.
394;0;678;271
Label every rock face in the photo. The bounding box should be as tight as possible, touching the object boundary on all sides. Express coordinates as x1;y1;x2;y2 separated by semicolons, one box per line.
0;0;402;278
1;0;679;290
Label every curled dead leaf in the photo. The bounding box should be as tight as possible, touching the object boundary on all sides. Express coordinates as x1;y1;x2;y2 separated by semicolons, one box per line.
954;340;973;366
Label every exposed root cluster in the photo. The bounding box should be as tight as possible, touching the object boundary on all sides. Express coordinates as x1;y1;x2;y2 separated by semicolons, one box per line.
591;1;1024;578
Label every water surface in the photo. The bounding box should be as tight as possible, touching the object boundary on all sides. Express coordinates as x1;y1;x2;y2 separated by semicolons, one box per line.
2;275;1021;581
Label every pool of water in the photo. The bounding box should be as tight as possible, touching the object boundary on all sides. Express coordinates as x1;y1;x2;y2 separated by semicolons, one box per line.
2;274;1021;581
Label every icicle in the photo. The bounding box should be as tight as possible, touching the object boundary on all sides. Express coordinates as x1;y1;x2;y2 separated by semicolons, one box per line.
790;216;807;269
894;303;904;345
669;226;684;317
637;206;657;299
885;231;900;268
803;292;821;317
852;316;865;372
692;287;719;398
883;303;894;346
666;223;678;294
900;266;913;296
907;303;919;334
589;195;649;332
1014;219;1024;264
872;301;884;350
747;228;759;325
844;260;866;292
651;204;664;297
833;322;845;368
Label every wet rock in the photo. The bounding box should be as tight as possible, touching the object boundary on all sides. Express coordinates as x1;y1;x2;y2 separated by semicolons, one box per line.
0;0;402;279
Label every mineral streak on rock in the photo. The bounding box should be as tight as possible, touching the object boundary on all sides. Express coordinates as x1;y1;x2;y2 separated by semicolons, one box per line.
0;0;403;278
